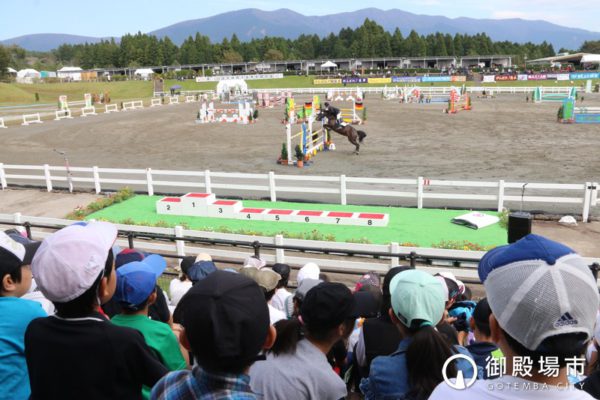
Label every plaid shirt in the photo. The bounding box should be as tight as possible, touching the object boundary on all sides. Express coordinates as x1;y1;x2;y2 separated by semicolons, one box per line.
151;366;257;400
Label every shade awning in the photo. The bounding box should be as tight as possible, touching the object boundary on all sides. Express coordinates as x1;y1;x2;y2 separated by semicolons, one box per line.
320;61;338;68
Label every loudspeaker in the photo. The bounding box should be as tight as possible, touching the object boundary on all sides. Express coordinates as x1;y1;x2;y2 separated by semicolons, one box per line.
508;212;532;243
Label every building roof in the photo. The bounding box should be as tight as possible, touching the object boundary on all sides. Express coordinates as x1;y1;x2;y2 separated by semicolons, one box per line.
527;52;600;65
58;66;83;72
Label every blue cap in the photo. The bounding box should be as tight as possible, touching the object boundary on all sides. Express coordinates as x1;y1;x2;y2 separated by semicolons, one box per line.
187;260;218;283
478;234;575;283
115;254;167;308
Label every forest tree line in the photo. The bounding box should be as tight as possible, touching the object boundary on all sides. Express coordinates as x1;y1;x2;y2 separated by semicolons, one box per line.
1;19;599;74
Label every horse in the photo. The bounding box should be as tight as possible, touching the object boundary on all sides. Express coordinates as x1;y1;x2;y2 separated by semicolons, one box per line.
316;109;367;154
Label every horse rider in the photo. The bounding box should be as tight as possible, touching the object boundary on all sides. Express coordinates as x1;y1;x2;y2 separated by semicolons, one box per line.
323;102;343;127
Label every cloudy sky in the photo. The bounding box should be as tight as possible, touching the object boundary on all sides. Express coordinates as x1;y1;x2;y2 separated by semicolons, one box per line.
2;0;598;39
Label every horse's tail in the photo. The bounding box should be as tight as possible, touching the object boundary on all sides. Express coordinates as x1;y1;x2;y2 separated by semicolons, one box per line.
358;130;367;143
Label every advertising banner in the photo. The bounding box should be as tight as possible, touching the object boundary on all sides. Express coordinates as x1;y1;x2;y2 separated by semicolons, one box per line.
495;75;517;81
557;74;571;81
342;77;368;84
517;75;529;81
571;72;599;80
483;75;495;83
451;76;467;82
367;77;392;84
528;74;548;81
196;73;283;82
421;76;452;82
392;76;422;83
313;78;342;85
545;73;559;80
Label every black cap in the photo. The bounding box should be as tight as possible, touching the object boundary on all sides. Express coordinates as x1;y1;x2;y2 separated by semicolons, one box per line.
0;232;41;276
177;270;269;371
300;282;359;330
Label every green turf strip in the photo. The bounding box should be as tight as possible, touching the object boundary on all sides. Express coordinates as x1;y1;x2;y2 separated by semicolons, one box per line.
87;195;507;248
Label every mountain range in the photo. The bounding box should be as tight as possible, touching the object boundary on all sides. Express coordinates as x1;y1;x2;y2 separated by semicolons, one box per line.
2;8;599;52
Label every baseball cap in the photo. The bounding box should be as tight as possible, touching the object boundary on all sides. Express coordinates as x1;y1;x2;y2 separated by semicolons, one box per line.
31;222;117;303
187;260;218;283
243;256;266;269
177;270;269;371
300;282;360;329
240;267;281;292
390;269;446;329
116;248;147;268
479;234;599;350
0;231;41;275
435;271;465;300
297;262;320;283
114;255;167;309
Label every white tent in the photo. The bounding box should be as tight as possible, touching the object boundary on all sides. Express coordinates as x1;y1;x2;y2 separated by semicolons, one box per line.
216;79;248;96
58;66;83;81
16;68;41;83
7;67;17;74
134;68;155;80
320;61;338;69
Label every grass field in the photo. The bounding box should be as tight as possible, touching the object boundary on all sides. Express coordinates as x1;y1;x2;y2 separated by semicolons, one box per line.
1;76;596;107
86;195;507;249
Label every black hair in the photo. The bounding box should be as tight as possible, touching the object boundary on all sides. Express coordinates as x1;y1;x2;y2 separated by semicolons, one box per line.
54;249;114;318
0;261;22;293
457;285;472;301
503;329;588;369
380;266;412;319
405;322;457;400
263;288;276;302
472;298;492;337
269;317;354;356
272;263;290;288
319;273;330;282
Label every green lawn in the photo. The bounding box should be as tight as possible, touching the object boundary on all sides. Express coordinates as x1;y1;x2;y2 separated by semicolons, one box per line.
86;195;507;249
1;77;595;107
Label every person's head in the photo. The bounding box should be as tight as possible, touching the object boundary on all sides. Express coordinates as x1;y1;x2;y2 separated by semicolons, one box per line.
479;234;599;371
470;298;493;342
240;267;281;302
354;290;381;319
434;272;464;309
0;232;40;297
272;263;290;289
31;222;118;318
187;260;218;284
113;254;167;314
381;266;412;319
324;102;330;108
291;278;321;317
179;255;196;281
115;248;146;268
243;255;266;270
297;262;320;284
390;269;456;399
354;270;381;292
177;270;275;374
272;282;358;355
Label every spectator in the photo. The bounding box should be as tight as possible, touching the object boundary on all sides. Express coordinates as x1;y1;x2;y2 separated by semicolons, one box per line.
466;298;502;378
151;270;276;399
360;269;473;400
186;259;217;284
111;255;187;399
284;277;322;319
168;256;195;307
25;222;168;399
270;263;292;312
297;262;320;283
430;234;598;399
103;248;172;324
250;282;359;400
240;266;285;324
0;232;46;400
243;255;266;269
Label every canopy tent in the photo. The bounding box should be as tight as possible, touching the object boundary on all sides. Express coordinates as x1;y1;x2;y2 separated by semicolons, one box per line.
16;68;40;83
134;68;155;80
57;66;83;81
320;61;338;68
216;79;248;96
7;67;17;74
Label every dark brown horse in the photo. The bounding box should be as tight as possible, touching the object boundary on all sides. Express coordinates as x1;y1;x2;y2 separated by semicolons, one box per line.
316;109;367;154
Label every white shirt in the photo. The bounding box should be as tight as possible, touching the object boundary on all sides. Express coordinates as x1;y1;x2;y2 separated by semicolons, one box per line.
270;288;292;312
169;278;192;307
429;374;595;400
268;304;286;325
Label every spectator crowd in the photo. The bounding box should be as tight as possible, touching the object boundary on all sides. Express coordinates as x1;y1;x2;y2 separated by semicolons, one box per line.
2;221;600;399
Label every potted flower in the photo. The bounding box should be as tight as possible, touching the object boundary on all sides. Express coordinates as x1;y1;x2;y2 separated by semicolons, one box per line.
279;143;288;165
295;144;304;168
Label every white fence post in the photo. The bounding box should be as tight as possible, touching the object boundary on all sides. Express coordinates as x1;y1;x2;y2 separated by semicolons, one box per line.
497;180;505;212
275;234;285;263
583;182;592;223
417;176;424;209
269;171;277;202
0;163;6;189
174;225;185;257
591;182;598;208
43;164;53;192
390;242;400;267
93;166;101;194
340;174;347;205
146;168;154;196
13;212;22;224
204;169;212;194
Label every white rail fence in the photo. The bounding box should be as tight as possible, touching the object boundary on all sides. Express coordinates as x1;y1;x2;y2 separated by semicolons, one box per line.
0;164;597;221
